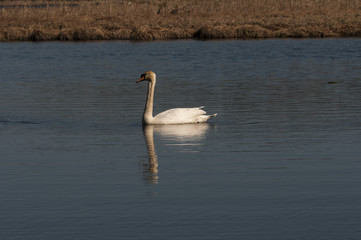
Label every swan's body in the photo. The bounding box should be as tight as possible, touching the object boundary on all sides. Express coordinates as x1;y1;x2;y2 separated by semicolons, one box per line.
137;71;217;125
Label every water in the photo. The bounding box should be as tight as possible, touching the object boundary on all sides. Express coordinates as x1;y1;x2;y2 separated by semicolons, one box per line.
1;39;361;240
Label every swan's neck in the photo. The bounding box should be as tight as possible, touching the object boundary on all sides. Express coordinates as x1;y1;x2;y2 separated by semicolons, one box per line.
143;77;156;124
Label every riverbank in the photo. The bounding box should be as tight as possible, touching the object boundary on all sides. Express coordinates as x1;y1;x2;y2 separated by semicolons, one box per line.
1;0;361;41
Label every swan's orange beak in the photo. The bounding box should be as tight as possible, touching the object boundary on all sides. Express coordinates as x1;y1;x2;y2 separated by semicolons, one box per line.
136;76;145;83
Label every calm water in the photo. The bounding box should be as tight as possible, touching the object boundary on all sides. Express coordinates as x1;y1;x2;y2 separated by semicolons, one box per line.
1;39;361;240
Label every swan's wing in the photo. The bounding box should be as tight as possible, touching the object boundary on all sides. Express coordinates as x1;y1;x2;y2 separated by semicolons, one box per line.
153;107;214;124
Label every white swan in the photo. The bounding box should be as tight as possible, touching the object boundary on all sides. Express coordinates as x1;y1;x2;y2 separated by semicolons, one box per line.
137;71;217;125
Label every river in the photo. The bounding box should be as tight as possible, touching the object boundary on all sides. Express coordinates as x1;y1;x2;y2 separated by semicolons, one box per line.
1;39;361;240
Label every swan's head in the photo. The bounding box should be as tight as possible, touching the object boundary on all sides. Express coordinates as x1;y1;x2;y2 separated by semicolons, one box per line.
136;71;156;83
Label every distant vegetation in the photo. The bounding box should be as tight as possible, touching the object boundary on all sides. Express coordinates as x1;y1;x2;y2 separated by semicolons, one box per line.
1;0;361;41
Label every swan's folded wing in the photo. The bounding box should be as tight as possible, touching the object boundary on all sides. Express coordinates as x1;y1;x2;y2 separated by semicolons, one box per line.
153;107;207;124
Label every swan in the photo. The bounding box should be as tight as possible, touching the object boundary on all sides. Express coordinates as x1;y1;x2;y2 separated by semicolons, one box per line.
136;71;217;125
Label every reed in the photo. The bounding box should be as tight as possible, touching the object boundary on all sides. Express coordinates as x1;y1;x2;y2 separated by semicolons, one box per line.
1;0;361;41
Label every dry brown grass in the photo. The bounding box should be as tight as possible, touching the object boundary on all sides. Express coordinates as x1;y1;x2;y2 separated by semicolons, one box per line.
1;0;361;41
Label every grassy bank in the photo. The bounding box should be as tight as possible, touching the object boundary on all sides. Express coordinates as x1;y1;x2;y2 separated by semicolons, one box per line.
1;0;361;41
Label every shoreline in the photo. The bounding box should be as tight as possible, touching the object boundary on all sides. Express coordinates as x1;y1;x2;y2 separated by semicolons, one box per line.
1;0;361;41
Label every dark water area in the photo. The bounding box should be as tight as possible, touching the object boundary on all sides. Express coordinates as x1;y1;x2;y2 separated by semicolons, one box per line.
1;39;361;239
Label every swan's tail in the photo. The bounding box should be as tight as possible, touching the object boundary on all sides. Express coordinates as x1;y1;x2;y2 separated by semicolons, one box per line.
196;113;217;123
194;107;217;123
199;106;217;118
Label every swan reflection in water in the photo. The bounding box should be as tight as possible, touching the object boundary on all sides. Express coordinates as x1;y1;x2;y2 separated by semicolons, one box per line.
141;123;211;184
